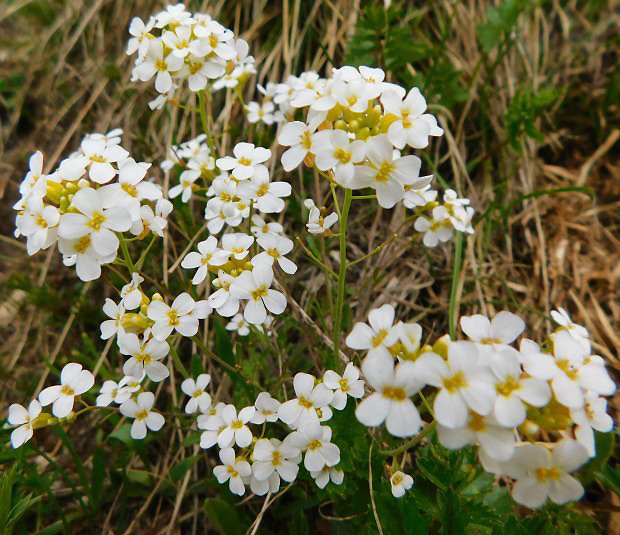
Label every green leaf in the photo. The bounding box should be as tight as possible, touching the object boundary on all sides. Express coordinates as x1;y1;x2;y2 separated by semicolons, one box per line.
90;447;105;509
204;498;244;535
170;455;200;483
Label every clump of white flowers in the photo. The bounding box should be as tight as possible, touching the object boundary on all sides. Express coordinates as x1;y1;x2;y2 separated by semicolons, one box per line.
346;306;616;509
127;3;255;107
6;3;615;519
13;130;170;281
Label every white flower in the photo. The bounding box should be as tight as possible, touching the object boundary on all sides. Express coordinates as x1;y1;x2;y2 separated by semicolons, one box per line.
505;439;589;509
414;206;453;247
460;311;525;350
127;16;154;57
226;313;250;336
120;273;144;310
58;187;132;257
206;271;239;317
415;341;496;428
278;373;334;428
490;349;550;427
213;448;251;496
350;135;424;208
216;143;271;180
181;374;212;414
204;404;255;448
100;298;126;340
133;39;184;93
277;121;321;171
119;333;170;382
229;266;287;325
345;304;400;363
356;358;422;437
381;87;443;149
96;380;132;407
39;363;95;418
169;169;199;203
252;438;301;484
390;471;413;498
17;198;60;255
437;411;515;461
99;160;160;216
307;207;338;235
236;166;291;214
181;236;226;285
551;308;589;349
571;394;614;456
120;392;165;439
252;234;297;274
147;293;211;341
219;232;254;262
246;101;276;124
8;400;42;448
549;331;616;409
80;137;129;184
314;130;366;185
161;25;192;58
310;465;344;489
250;214;283;237
323;363;365;410
288;424;340;472
250;392;281;424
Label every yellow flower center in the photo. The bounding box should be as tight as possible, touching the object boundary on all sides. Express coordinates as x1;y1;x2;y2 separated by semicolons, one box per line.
339;379;350;392
155;59;168;71
300;130;313;150
535;467;561;482
136;410;148;421
382;386;406;401
36;214;48;228
371;328;389;348
468;412;486;432
60;385;75;396
75;235;92;254
271;451;282;466
122;183;138;198
256;183;269;197
298;396;314;409
88;211;106;231
250;284;268;301
308;439;322;451
443;371;467;393
167;309;180;326
375;161;395;183
230;419;243;430
238;157;252;166
334;147;351;164
496;375;521;397
392;474;403;486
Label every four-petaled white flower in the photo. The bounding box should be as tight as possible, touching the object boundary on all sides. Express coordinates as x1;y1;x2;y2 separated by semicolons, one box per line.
307;207;338;234
8;400;42;448
252;234;297;274
323;363;365;410
250;392;281;424
147;293;211;341
216;143;271;180
229;266;286;325
390;471;413;498
415;341;496;428
356;358;422;437
120;333;170;382
181;374;212;414
346;304;400;364
213;447;252;496
252;438;301;484
278;373;334;428
39;363;95;418
120;392;165;439
288;423;341;472
504;439;589;509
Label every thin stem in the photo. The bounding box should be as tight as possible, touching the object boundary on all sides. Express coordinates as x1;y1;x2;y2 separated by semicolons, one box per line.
380;421;437;456
331;188;352;369
351;194;377;200
296;237;337;278
198;90;216;156
136;235;158;271
118;233;136;274
448;232;464;339
347;233;397;269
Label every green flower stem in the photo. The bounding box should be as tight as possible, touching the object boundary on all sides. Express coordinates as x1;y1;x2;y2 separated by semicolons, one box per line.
331;187;352;369
347;233;397;269
198;90;216;156
448;232;464;339
118;233;136;274
380;421;437;456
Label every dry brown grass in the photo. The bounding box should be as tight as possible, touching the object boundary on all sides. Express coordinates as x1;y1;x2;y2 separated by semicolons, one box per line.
0;0;618;532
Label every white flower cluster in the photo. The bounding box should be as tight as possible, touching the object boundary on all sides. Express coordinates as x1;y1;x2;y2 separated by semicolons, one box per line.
251;66;474;242
127;3;255;109
14;130;171;281
189;364;364;496
347;305;616;507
